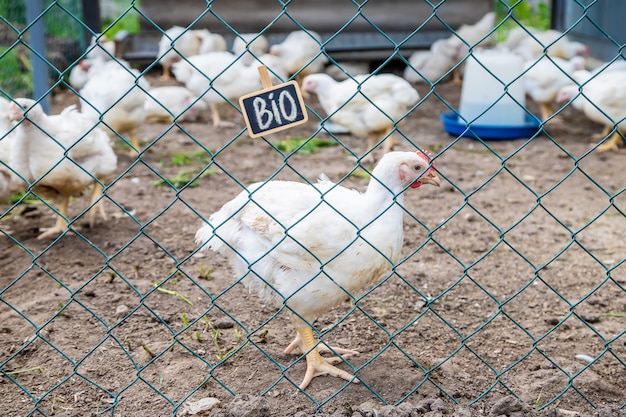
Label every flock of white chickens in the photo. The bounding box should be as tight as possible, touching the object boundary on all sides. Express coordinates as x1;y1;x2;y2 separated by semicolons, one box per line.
1;13;625;389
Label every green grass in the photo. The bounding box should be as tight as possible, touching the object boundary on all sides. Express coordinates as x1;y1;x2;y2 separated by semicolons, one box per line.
162;150;212;167
153;150;216;189
101;0;141;38
494;0;551;43
349;169;371;180
0;46;32;97
274;137;338;154
152;168;215;189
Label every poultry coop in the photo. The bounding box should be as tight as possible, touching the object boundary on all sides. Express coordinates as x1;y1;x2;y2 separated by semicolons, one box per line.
0;1;625;417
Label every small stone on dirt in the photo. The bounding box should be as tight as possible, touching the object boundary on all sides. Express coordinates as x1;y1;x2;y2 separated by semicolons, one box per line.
214;318;235;329
222;394;269;417
115;305;129;317
179;397;220;415
489;396;532;417
355;401;381;417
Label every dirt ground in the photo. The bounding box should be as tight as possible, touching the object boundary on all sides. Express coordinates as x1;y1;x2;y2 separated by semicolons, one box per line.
0;70;625;417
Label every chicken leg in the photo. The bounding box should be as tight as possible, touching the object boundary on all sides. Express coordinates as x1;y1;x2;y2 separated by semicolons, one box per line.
290;319;359;390
210;104;236;128
88;181;107;228
539;102;554;122
161;63;173;81
590;126;611;142
125;129;142;157
363;127;396;164
597;131;624;152
452;68;463;85
284;330;360;361
38;196;70;240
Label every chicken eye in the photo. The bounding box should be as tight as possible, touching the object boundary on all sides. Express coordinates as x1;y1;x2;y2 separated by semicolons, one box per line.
413;164;422;171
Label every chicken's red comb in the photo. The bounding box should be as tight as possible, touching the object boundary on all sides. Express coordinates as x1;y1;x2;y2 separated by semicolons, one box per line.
416;150;435;165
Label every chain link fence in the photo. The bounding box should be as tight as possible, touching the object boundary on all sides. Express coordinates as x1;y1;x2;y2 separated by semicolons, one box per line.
1;1;625;416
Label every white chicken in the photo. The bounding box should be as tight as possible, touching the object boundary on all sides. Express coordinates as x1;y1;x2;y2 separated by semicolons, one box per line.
0;97;25;202
504;28;589;61
79;60;151;154
232;33;269;65
523;56;586;121
195;150;441;389
8;98;117;239
589;59;626;77
269;30;328;81
157;26;227;80
557;70;626;152
144;86;208;123
402;39;458;84
84;33;116;62
301;72;420;163
172;51;286;127
445;11;496;83
403;12;495;84
69;57;131;91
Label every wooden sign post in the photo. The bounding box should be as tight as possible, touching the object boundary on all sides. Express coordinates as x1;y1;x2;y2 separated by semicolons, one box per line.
239;66;308;138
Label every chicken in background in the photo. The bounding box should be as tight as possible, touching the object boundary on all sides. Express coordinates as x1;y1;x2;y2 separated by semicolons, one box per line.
0;97;26;202
269;30;328;82
587;59;626;78
523;56;586;121
445;11;496;83
231;33;269;65
557;69;626;152
84;33;117;62
157;26;227;80
69;31;134;92
503;27;589;61
78;58;151;155
8;98;117;239
196;150;441;390
69;57;132;91
403;11;495;84
172;51;287;128
325;61;370;81
403;39;459;84
301;72;420;163
144;86;208;123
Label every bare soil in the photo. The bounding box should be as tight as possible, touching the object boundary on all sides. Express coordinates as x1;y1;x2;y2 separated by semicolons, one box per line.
0;74;625;417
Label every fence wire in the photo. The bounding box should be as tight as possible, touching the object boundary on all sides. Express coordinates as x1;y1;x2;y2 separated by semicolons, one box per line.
0;0;625;416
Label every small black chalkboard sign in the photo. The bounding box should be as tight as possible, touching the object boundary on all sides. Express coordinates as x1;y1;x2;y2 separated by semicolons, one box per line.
239;67;308;138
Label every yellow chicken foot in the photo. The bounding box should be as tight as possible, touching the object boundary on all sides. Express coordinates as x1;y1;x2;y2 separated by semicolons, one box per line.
292;325;359;390
284;331;360;364
597;131;623;152
38;196;70;240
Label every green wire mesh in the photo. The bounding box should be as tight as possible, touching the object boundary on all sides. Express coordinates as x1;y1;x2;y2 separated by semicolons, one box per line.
0;0;625;416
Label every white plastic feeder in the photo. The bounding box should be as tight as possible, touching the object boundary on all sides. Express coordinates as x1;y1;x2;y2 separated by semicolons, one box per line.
459;50;526;126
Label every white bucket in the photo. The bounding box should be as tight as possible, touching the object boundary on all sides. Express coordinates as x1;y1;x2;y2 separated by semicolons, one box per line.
459;50;526;126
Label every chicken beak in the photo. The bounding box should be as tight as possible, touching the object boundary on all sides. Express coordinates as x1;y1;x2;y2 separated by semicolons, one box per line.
418;170;441;187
